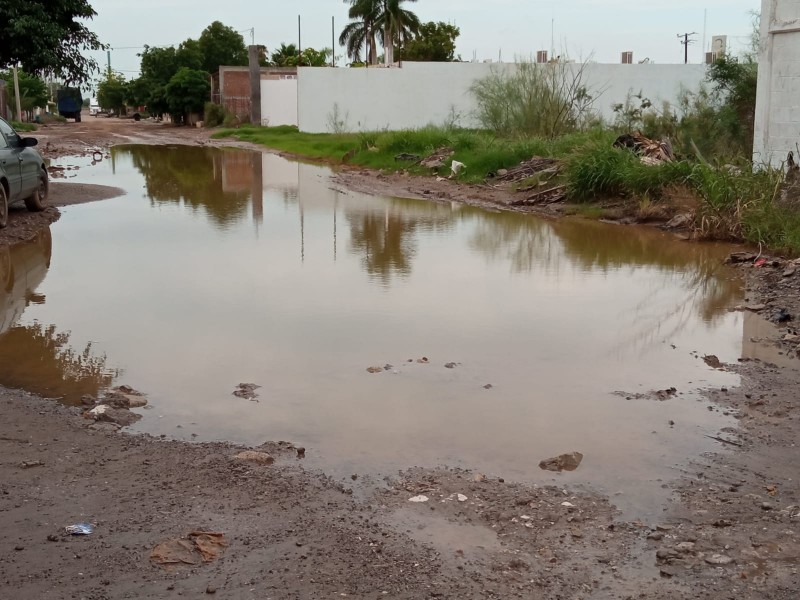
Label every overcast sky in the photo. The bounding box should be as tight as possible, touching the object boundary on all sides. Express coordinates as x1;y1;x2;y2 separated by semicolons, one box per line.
85;0;760;80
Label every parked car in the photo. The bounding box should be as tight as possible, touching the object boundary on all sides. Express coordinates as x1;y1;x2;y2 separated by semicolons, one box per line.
0;117;49;229
90;103;101;116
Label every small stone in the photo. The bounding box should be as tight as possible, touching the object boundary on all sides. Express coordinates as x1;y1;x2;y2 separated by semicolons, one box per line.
760;502;775;511
539;451;583;472
745;303;766;312
456;494;467;502
647;531;664;541
296;447;305;458
656;548;678;560
473;473;486;482
482;384;493;389
408;495;429;503
366;366;383;373
783;267;796;277
444;362;457;369
206;585;217;594
705;553;734;566
14;545;23;551
80;395;95;406
674;542;695;553
233;451;274;465
47;535;59;542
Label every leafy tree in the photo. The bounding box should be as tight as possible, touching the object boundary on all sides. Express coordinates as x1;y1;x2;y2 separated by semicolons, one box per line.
97;72;128;114
300;48;333;67
175;39;204;72
198;21;248;74
400;22;460;62
0;70;48;120
165;67;209;124
0;0;104;83
139;46;180;85
125;77;151;108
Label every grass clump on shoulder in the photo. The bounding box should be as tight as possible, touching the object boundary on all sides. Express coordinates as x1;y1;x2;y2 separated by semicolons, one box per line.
214;124;607;183
11;121;37;132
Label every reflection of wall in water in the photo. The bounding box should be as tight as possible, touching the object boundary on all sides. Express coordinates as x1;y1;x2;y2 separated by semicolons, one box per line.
741;310;795;364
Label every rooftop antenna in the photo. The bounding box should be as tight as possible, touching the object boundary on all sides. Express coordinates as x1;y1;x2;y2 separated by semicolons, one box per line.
677;32;698;64
702;9;707;57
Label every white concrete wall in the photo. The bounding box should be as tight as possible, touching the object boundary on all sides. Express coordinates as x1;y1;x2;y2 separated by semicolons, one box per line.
296;62;708;134
753;0;800;168
261;79;298;127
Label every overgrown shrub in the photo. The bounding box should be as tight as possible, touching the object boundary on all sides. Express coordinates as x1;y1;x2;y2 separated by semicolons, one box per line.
471;60;597;138
204;102;226;127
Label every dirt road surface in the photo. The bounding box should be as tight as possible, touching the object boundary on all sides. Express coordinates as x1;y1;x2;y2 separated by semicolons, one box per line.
1;116;800;599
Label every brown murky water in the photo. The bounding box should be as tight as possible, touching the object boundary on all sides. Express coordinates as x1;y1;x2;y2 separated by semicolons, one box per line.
1;145;756;515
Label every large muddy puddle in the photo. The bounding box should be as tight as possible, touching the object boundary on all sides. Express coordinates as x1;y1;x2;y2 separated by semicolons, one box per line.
1;145;762;515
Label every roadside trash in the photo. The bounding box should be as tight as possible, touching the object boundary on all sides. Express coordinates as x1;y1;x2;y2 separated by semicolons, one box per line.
420;147;454;170
450;160;465;177
65;523;94;535
408;495;429;503
561;501;576;508
754;257;768;267
774;308;793;323
232;383;260;400
473;473;486;482
539;451;584;472
416;356;429;364
151;531;228;568
613;131;674;164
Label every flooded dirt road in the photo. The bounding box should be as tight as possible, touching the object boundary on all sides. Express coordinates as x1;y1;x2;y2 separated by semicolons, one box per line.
2;118;800;599
2;144;753;517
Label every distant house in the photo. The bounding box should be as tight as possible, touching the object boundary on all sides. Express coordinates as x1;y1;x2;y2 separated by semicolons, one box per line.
213;66;297;121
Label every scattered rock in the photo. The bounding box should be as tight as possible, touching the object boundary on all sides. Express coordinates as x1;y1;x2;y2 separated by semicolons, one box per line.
482;383;493;389
80;395;96;406
416;357;429;364
647;531;664;541
665;213;692;229
726;252;757;264
444;362;457;369
206;586;217;594
456;494;467;502
233;451;274;465
473;473;486;482
539;451;583;472
87;405;141;427
408;495;429;503
232;383;260;400
783;267;796;277
151;531;228;567
745;303;767;312
705;553;734;566
654;387;678;400
366;366;383;374
296;447;306;458
656;548;679;561
18;460;45;469
702;355;723;369
674;542;696;553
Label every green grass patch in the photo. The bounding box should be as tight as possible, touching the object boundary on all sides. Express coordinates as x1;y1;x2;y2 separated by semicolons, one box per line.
11;121;36;132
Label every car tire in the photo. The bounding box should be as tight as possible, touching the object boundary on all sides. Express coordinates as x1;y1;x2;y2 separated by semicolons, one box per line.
0;183;8;229
25;171;48;212
75;114;82;123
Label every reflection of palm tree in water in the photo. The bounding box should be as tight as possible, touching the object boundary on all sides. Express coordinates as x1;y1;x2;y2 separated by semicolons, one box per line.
347;210;417;282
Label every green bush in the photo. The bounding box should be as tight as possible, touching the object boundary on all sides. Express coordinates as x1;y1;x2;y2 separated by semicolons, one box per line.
204;102;226;127
10;121;36;132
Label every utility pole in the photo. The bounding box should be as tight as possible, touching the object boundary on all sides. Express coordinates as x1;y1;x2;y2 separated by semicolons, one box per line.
331;16;335;67
107;50;112;77
12;65;22;121
677;32;698;64
298;15;302;67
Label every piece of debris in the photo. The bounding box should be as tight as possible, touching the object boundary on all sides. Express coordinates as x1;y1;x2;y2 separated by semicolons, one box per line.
745;303;766;312
366;366;383;373
493;156;560;184
450;160;466;178
19;460;45;469
232;383;260;400
233;451;274;465
613;131;674;164
665;213;692;229
725;252;758;264
394;153;420;162
416;357;429;364
444;362;457;369
539;451;583;472
773;308;792;323
408;495;429;503
473;473;486;482
702;355;723;369
151;532;228;567
296;447;306;458
65;523;94;535
86;404;141;427
456;494;468;502
705;553;734;566
654;387;678;400
420;147;454;170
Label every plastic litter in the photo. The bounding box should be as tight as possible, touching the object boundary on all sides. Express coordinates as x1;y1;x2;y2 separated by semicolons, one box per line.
65;523;94;535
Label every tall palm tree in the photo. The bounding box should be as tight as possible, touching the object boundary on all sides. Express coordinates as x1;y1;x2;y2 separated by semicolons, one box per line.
378;0;420;65
340;0;380;65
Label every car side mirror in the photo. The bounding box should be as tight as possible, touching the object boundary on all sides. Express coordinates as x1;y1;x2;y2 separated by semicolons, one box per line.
20;137;38;148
